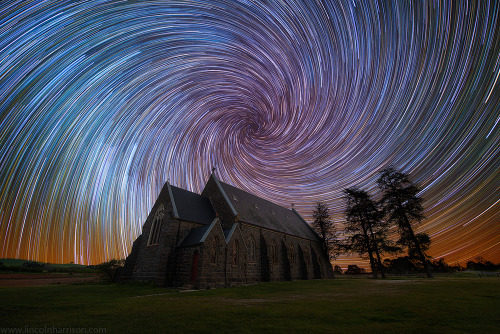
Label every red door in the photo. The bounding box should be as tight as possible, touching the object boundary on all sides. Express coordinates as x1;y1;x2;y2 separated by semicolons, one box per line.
191;251;199;281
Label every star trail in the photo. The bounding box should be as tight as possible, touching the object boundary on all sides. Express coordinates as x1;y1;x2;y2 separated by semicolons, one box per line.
1;1;499;266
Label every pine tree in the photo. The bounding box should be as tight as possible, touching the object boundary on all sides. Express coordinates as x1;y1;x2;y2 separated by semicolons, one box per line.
343;187;388;279
377;167;433;278
312;202;338;260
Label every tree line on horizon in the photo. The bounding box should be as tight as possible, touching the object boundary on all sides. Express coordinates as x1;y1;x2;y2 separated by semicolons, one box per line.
311;167;495;278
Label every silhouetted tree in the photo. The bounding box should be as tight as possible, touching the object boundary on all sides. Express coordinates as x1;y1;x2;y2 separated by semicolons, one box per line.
465;256;499;273
385;256;460;274
430;258;454;273
405;232;431;261
343;187;388;278
383;256;419;274
312;202;338;260
377;167;433;278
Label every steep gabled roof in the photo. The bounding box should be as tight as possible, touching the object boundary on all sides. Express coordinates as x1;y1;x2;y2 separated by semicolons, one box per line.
178;224;211;247
218;181;320;241
169;184;216;225
178;218;221;247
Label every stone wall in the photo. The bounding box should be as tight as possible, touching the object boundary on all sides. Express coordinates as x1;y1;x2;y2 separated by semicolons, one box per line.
168;222;333;289
239;223;333;282
125;217;332;287
117;235;143;280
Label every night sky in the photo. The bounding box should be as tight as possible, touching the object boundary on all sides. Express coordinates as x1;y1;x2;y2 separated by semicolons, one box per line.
1;1;499;266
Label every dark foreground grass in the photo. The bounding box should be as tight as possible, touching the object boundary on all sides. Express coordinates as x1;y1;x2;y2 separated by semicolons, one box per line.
1;276;499;333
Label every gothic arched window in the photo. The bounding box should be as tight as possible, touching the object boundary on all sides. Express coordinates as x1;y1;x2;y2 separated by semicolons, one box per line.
233;240;239;266
147;204;164;246
272;240;278;263
249;236;256;262
289;243;295;265
211;237;218;264
304;247;311;265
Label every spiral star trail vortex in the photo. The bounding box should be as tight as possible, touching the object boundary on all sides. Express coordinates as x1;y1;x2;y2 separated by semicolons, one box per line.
1;1;499;266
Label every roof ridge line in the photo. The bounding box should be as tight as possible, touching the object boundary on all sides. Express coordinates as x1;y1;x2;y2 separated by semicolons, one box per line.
224;223;238;243
200;218;220;243
291;208;320;239
212;174;238;216
166;181;179;218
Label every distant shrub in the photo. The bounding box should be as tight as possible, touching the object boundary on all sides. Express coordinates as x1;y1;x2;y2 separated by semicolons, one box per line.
96;259;125;280
345;265;366;275
22;261;44;268
333;265;343;274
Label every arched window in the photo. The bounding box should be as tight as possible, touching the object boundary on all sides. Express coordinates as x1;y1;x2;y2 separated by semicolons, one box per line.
147;204;164;246
272;240;278;263
304;247;311;265
289;243;295;265
211;237;218;264
233;240;239;266
249;236;256;262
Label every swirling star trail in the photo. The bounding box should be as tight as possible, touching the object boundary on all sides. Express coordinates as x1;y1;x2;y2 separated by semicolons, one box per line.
1;1;499;265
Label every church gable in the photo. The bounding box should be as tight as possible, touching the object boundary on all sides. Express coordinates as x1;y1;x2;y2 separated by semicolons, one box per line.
169;184;216;225
201;174;237;229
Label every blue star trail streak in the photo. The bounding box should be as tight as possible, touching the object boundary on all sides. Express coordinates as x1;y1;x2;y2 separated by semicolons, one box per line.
1;1;499;265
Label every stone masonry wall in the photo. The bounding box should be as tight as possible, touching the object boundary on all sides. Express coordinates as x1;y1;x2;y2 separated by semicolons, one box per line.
239;223;333;282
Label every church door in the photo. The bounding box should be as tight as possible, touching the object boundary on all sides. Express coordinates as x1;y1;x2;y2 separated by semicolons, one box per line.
191;251;199;282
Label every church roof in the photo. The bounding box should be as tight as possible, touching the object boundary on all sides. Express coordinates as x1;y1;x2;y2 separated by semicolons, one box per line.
169;185;216;225
178;224;211;247
218;181;320;241
178;220;242;248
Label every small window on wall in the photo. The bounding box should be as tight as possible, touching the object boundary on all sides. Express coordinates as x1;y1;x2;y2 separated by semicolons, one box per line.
232;240;239;266
304;248;310;265
249;236;256;262
211;237;218;264
289;244;295;265
147;204;164;246
272;240;278;263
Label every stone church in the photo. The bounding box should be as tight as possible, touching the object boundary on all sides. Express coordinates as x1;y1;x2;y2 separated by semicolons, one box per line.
119;173;333;288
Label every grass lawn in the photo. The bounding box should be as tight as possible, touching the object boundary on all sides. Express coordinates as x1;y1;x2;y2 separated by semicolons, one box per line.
1;275;499;333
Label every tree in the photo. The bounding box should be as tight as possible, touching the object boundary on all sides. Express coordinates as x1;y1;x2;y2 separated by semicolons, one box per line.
343;187;388;279
312;202;338;260
406;232;431;261
377;167;433;278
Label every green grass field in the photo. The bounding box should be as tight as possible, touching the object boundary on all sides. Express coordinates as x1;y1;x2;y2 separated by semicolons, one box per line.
1;275;499;333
